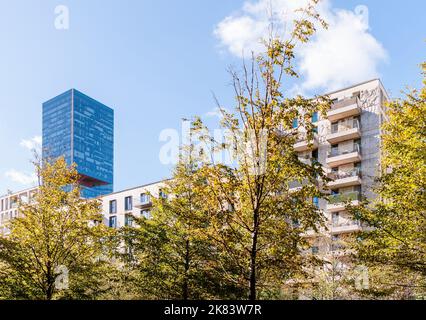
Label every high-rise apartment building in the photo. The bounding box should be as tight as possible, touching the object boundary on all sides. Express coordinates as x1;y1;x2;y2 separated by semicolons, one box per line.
292;79;389;257
42;89;114;198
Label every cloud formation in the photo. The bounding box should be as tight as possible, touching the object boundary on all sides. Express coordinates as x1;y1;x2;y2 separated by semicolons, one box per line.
214;0;387;92
3;135;41;187
20;135;42;151
5;169;37;185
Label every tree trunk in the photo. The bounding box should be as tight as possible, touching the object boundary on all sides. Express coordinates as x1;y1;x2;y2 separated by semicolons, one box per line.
183;239;190;300
46;262;55;300
249;210;259;300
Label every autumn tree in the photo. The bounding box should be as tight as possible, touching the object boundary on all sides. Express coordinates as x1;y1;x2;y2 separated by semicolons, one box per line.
185;1;331;300
120;134;245;300
348;63;426;299
0;157;114;300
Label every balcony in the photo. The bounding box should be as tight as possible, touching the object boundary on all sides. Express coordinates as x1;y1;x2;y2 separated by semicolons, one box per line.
327;96;361;122
298;155;312;165
294;134;318;152
134;200;152;209
331;221;362;234
289;180;303;192
326;191;361;212
326;119;361;144
326;144;361;167
328;168;362;189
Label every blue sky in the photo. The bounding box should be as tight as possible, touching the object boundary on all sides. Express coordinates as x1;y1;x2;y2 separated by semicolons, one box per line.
0;0;425;195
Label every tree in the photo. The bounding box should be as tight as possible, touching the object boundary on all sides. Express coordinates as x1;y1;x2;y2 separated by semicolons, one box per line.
121;137;245;299
0;157;114;300
185;1;331;300
348;63;426;298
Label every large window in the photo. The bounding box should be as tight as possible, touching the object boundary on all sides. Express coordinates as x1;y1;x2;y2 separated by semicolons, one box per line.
109;200;117;214
141;210;151;219
109;216;117;228
332;212;340;226
125;196;133;211
125;214;134;227
140;193;150;204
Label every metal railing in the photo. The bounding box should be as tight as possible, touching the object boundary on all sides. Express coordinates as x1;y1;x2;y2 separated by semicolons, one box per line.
328;168;362;180
330;119;360;134
332;219;361;228
330;96;360;110
328;191;361;204
328;144;361;158
295;133;317;143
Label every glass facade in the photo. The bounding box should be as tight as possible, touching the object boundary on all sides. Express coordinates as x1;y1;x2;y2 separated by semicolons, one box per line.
42;89;114;198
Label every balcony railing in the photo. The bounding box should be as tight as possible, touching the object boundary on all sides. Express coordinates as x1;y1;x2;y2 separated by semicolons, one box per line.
330;119;360;134
332;219;361;228
328;168;361;180
295;131;318;143
328;144;361;158
330;96;360;110
328;191;361;204
134;200;153;209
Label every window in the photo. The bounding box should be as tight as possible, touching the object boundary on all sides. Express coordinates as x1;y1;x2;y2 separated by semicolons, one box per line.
292;219;300;228
159;189;168;199
109;216;117;228
141;210;151;219
312;111;318;123
140;193;150;204
332;212;339;226
125;196;133;211
312;149;318;162
313;197;319;208
292;118;298;129
125;214;134;227
109;200;117;214
331;234;341;251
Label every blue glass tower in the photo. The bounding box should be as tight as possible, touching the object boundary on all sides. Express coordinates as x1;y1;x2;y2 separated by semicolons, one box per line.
42;89;114;198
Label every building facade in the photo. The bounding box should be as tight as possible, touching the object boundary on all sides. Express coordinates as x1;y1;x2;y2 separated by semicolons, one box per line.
0;187;38;236
1;80;388;256
98;180;167;229
293;79;389;256
42;89;114;198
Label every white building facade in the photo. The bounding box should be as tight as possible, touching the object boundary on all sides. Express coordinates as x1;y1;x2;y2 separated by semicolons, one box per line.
294;79;389;256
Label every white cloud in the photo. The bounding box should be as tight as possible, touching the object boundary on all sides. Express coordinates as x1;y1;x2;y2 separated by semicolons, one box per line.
20;135;42;151
5;170;37;185
214;0;387;92
2;135;41;187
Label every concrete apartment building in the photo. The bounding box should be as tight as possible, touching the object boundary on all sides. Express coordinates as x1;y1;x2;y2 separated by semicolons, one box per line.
0;79;389;257
293;78;389;256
